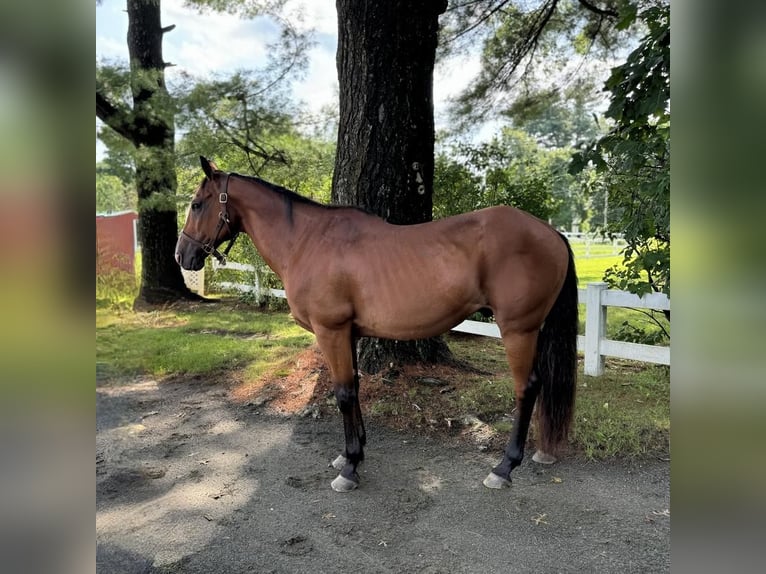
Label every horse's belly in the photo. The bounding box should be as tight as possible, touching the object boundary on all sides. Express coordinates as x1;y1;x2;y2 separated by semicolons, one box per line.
354;295;480;340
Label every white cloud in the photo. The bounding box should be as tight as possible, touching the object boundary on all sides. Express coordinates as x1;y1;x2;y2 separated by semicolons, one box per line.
95;2;128;61
293;37;338;115
287;0;337;37
162;0;274;77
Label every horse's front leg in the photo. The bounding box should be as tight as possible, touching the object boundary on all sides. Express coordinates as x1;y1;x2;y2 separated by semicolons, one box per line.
315;327;365;492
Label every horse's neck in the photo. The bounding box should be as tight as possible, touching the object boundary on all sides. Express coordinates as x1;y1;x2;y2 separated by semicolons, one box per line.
233;179;299;279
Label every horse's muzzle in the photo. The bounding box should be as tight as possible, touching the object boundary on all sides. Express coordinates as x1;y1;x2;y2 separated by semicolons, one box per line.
175;236;206;271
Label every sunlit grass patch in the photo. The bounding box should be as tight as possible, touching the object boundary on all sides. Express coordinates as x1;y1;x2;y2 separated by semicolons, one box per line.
574;361;670;458
443;334;669;459
96;304;312;378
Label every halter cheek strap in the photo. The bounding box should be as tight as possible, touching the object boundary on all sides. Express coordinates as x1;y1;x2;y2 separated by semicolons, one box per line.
181;174;239;265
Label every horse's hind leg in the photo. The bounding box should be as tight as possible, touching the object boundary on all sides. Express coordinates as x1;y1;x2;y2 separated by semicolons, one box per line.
314;326;365;492
484;330;540;489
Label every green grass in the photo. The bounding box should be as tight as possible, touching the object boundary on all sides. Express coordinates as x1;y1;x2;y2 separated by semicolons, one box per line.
96;305;313;378
445;334;670;459
575;362;670;458
575;254;620;286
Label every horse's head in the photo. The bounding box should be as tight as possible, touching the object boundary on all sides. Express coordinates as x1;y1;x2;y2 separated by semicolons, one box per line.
175;156;238;270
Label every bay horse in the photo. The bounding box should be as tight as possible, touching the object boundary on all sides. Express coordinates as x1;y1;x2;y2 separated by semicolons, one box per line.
176;156;578;492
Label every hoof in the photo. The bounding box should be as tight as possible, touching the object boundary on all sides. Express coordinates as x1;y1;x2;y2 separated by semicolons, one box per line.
483;472;511;489
331;473;359;492
331;454;348;471
532;451;557;465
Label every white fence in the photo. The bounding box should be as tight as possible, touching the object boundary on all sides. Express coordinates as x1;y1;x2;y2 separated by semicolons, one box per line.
453;282;669;376
212;260;286;299
561;231;627;257
193;263;670;377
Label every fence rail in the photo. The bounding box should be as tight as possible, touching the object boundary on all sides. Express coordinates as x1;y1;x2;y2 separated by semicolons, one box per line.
197;263;670;376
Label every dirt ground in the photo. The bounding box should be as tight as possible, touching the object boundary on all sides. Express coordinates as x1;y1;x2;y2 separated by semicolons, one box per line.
96;364;670;574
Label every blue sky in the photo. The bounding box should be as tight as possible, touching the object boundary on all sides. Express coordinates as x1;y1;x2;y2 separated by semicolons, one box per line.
96;0;483;161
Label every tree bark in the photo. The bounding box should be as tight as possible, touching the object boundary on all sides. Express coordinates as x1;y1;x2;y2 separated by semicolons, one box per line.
332;0;453;374
97;0;198;306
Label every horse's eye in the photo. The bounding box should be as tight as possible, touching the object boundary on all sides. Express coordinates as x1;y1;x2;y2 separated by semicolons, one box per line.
191;202;202;211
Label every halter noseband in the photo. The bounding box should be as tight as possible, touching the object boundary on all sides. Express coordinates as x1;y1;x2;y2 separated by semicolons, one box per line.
181;173;239;265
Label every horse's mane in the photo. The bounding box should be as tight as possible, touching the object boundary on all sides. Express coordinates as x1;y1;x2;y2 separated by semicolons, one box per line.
231;173;369;214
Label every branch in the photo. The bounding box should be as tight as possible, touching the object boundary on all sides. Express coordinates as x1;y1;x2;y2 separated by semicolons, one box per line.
96;90;137;144
444;0;513;45
577;0;618;19
210;116;288;165
493;0;559;90
628;307;670;338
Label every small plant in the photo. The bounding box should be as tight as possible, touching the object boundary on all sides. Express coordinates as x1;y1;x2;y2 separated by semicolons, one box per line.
613;319;668;345
96;268;138;309
237;289;262;306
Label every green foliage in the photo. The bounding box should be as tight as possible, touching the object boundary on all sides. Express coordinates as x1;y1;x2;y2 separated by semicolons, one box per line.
435;128;583;226
176;71;298;170
433;153;483;218
613;317;667;346
96;170;136;213
504;84;605;149
96;0;315;212
570;4;670;297
96;267;139;310
185;0;288;19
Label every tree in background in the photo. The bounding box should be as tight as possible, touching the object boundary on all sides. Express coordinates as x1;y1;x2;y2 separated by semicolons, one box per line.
441;0;669;299
96;166;136;213
432;152;483;219
434;129;586;231
96;123;138;213
332;0;452;373
570;4;669;297
97;0;195;305
96;0;308;306
174;68;334;200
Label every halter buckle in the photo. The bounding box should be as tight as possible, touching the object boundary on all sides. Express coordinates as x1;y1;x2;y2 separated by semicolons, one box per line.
219;192;228;204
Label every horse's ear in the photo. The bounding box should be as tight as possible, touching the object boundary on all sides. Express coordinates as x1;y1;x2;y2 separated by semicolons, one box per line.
200;156;218;179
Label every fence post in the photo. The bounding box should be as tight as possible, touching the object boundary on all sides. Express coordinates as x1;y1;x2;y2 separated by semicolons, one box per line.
584;282;607;376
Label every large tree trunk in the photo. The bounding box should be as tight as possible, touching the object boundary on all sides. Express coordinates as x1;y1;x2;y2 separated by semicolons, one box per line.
127;0;197;306
332;0;452;374
97;0;197;306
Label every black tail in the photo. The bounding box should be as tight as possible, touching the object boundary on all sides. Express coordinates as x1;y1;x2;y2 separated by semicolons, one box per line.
535;235;579;455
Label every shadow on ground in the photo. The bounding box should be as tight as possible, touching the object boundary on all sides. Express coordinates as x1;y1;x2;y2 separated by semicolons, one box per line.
96;372;669;574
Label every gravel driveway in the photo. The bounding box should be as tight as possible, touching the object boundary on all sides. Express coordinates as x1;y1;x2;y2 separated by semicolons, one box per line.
97;374;669;573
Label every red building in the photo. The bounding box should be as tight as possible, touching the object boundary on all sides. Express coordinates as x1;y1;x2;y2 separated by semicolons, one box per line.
96;211;138;274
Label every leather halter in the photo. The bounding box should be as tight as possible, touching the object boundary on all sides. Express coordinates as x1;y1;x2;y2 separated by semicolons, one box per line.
181;173;239;265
